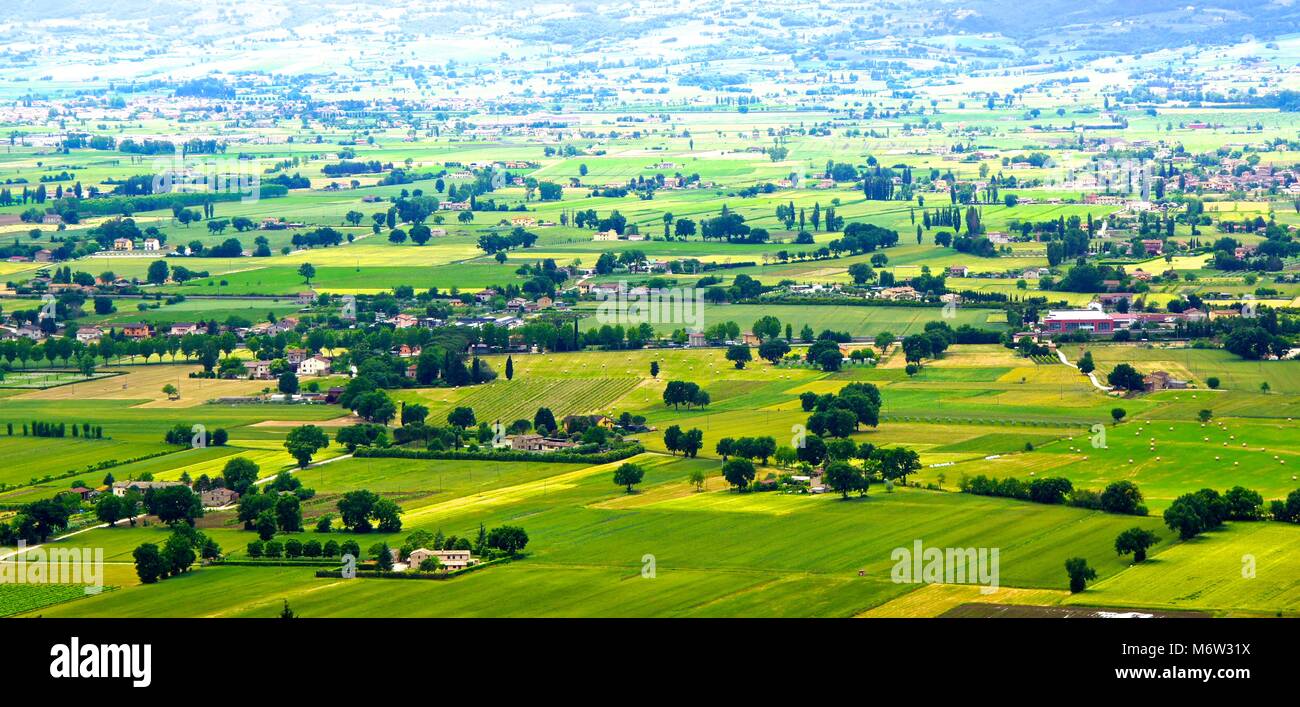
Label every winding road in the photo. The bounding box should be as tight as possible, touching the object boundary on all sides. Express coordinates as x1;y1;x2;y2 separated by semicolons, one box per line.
1055;348;1112;392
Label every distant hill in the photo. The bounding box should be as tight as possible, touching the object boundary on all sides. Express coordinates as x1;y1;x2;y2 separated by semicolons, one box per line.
950;0;1295;51
3;0;1285;75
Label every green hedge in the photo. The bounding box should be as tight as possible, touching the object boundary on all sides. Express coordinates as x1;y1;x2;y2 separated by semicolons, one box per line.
0;445;183;494
210;558;343;567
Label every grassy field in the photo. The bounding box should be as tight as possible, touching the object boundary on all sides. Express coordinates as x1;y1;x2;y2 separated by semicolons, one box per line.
86;298;304;327
0;436;172;488
0;584;110;617
10;364;329;407
27;467;1179;617
7;336;1300;618
921;418;1300;511
0;371;118;389
0;364;345;502
1070;522;1300;615
1061;344;1300;397
5;64;1300;622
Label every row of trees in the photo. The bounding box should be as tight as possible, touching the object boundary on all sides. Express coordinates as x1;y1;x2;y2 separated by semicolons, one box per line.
662;381;710;409
10;421;103;439
1162;485;1298;540
246;537;348;559
961;476;1148;516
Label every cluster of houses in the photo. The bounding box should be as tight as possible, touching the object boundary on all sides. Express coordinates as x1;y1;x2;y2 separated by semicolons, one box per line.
109;480;240;508
8;267;138;295
246;346;333;379
502;294;555;314
72;320;208;344
944;264;1052;280
6;269;570;348
260;218;307;230
64;316;304;347
110;237;164;252
489;414;629;453
1185;162;1300;194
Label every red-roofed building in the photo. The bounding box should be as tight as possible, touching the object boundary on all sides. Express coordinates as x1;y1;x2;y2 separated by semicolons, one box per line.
1041;305;1119;334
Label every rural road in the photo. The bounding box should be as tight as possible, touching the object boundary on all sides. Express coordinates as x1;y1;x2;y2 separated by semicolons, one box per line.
253;452;354;487
1055;349;1112;392
0;513;148;562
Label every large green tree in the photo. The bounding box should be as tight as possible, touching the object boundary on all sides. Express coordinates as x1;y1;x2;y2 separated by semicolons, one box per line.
722;458;756;491
284;425;329;467
613;463;645;493
1114;527;1157;563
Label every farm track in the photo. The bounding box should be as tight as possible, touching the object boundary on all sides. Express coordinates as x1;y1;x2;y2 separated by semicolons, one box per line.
1056;348;1112;392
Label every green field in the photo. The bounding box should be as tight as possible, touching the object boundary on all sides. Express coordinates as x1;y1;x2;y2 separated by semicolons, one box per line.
28;464;1181;617
7;334;1300;619
1071;522;1300;615
0;584;107;617
6;20;1300;623
15;339;1300;618
0;371;117;389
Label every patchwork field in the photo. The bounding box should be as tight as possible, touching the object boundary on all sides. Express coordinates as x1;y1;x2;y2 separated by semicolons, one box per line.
6;332;1300;619
6;15;1300;627
23;469;1186;617
1070;522;1300;616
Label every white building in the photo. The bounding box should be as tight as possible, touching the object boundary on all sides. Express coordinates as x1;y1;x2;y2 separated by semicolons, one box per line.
296;355;332;376
407;548;479;571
